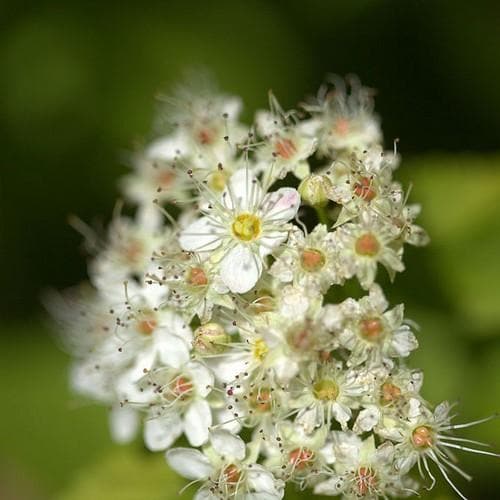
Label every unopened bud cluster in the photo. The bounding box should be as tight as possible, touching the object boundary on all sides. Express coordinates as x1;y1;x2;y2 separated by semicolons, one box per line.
50;75;497;499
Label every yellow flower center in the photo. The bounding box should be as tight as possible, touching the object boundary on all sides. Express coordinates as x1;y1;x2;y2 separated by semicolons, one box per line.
313;379;339;401
252;338;269;361
232;213;261;242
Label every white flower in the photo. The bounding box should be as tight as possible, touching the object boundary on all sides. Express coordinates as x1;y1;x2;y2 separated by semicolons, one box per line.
167;430;285;499
108;286;193;381
314;433;409;498
89;215;169;291
270;224;341;293
179;169;300;293
332;285;418;366
155;250;234;323
334;210;405;288
290;362;368;431
325;146;401;225
136;361;214;450
254;102;317;184
263;422;332;485
302;76;382;156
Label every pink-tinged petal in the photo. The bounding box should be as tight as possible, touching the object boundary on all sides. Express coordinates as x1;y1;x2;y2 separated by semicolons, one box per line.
184;399;212;446
260;188;300;223
209;429;246;461
144;415;183;451
220;244;262;293
166;448;213;480
109;405;139;444
222;168;262;211
179;216;224;252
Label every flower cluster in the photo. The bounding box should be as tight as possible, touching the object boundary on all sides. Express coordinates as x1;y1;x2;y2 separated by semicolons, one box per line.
50;75;497;499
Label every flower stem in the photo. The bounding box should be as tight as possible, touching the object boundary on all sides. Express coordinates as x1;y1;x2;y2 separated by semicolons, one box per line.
315;205;330;226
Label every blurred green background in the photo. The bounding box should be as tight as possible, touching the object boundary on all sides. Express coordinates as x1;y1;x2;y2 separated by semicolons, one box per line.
1;1;499;499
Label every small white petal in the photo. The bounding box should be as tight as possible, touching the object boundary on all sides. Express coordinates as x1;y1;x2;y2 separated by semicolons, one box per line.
223;169;262;211
179;216;223;252
205;353;248;384
209;429;246;461
314;475;346;495
128;347;156;381
391;328;418;357
146;135;186;160
247;464;279;498
109;405;139;444
354;406;380;433
144;415;182;451
220;244;262;293
166;448;212;480
331;403;352;429
194;488;218;500
184;399;212;446
186;362;214;397
155;333;190;369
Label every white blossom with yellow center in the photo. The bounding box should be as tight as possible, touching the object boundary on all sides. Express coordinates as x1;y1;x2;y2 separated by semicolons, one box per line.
179;169;300;293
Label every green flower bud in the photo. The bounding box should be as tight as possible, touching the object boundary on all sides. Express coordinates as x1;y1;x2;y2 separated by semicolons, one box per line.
193;323;230;355
298;174;332;207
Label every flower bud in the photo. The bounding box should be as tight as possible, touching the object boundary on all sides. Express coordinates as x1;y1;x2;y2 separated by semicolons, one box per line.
193;323;230;355
298;174;332;207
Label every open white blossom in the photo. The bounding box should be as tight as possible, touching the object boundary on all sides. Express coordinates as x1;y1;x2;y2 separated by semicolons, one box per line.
179;168;300;293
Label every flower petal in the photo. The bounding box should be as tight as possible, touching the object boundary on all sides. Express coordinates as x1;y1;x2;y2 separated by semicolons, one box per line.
220;244;262;293
146;134;186;160
260;188;300;223
166;448;212;480
109;405;139;444
144;415;182;451
186;361;214;397
155;333;190;369
179;216;223;252
222;169;262;211
184;399;212;446
209;429;246;461
245;467;284;496
194;488;218;500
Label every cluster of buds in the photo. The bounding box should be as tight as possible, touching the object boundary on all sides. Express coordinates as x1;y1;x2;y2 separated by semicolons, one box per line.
50;75;498;499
